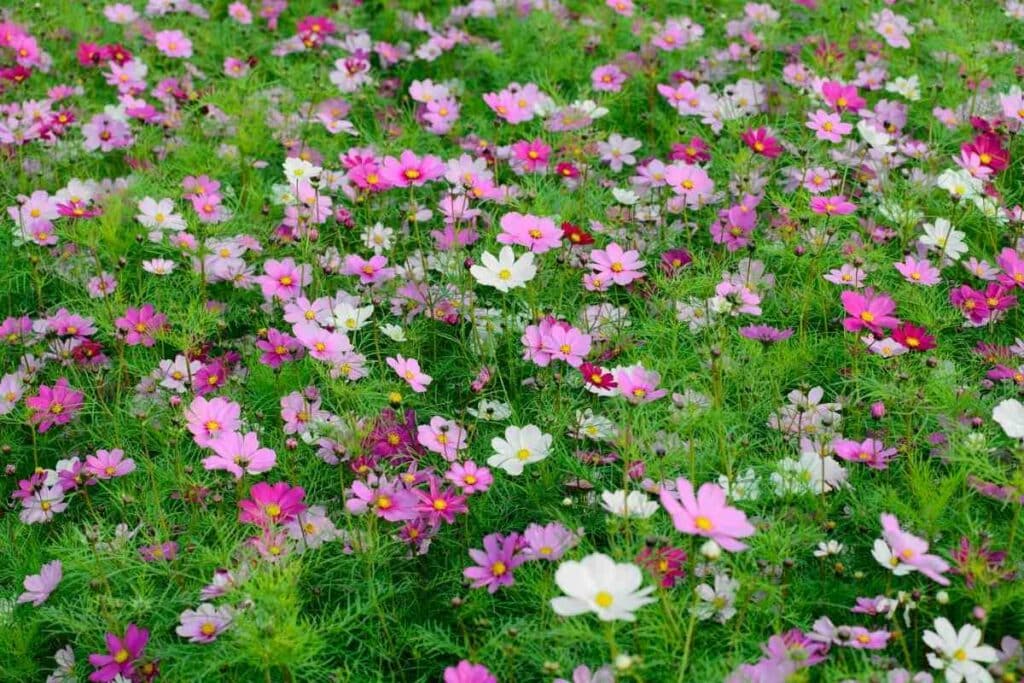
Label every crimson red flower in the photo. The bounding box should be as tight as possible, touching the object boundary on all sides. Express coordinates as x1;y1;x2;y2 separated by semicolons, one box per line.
561;221;594;246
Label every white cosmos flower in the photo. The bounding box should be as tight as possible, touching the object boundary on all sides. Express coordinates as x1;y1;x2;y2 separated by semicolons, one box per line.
871;538;914;576
885;75;920;101
856;119;893;150
332;302;374;332
467;399;512;421
993;399;1024;439
470;246;537;293
923;617;998;683
919;218;968;260
283;157;321;183
380;323;406;342
936;168;983;200
487;424;552;475
550;553;655;622
600;490;658;518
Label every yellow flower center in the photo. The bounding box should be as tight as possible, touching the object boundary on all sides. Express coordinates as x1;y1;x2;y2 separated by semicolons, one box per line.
594;591;614;608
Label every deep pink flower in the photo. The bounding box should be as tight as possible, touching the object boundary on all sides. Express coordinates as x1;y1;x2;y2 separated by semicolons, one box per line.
115;304;167;346
87;623;149;682
840;288;899;334
238;481;307;526
26;379;84;433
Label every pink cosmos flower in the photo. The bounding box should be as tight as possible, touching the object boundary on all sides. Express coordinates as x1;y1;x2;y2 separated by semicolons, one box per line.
115;304;167;346
660;477;755;551
238;481;307;527
257;258;311;300
82;114;133;152
894;255;941;286
831;437;898;470
380;150;444;187
185;396;241;447
664;163;715;206
521;522;581;561
840;289;899;335
154;29;193;58
542;324;592;368
613;364;667;403
85;448;135;479
878;513;950;585
387;355;432;393
498;212;562;254
996;248;1024;288
26;378;84;433
203;431;277;479
176;603;233;644
417;416;467;461
256;328;302;368
464;532;525;593
591;64;627;92
87;623;149;682
17;559;62;606
806;109;852;143
590;242;645;286
152;29;192;58
445;461;493;494
483;82;543;123
810;195;856;216
824;264;867;288
343;254;396;285
347;478;418;522
444;661;497;683
294;324;350;363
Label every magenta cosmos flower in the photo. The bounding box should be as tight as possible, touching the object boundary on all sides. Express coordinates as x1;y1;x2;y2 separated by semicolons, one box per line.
239;481;307;527
464;532;526;593
114;304;167;346
660;477;756;551
840;288;899;335
26;378;84;433
88;623;149;682
84;448;136;480
443;660;497;683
